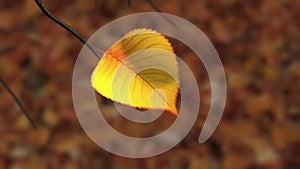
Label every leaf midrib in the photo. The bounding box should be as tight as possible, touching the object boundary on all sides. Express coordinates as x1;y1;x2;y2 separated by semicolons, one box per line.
109;53;175;111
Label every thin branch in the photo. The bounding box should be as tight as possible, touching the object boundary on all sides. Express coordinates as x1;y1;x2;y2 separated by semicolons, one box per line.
145;0;162;12
0;77;37;129
128;0;131;7
144;0;177;27
34;0;101;60
34;0;175;58
128;0;176;27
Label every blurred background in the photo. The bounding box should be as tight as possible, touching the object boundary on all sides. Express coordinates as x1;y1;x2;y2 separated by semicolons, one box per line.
0;0;299;168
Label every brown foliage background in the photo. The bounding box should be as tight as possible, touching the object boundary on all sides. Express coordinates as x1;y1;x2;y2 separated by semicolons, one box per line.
0;0;299;169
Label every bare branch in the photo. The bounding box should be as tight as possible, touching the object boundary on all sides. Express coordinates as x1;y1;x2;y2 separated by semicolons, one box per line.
145;0;177;27
128;0;131;7
34;0;101;59
0;77;37;129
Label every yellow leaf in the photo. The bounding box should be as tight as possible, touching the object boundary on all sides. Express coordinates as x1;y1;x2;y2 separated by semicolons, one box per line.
91;28;179;115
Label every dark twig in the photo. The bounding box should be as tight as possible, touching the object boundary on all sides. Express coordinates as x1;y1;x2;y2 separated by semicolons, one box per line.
145;0;162;12
34;0;101;59
0;77;37;129
128;0;131;7
144;0;177;27
128;0;176;27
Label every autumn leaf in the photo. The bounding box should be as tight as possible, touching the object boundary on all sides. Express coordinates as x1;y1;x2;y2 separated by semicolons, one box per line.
91;28;179;115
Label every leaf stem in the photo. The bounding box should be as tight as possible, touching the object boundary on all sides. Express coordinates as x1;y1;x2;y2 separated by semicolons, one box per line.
0;77;37;129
